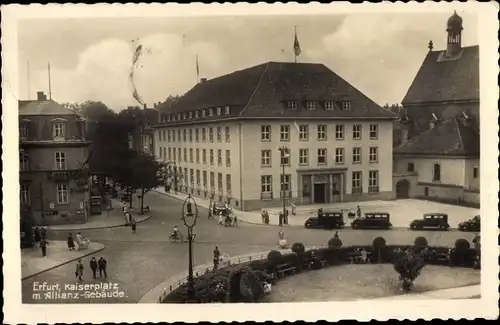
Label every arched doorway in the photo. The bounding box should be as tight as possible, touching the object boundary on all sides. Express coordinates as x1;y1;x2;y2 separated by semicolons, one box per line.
396;179;410;199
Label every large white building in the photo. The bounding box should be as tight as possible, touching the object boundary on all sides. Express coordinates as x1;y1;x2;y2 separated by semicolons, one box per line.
153;61;397;211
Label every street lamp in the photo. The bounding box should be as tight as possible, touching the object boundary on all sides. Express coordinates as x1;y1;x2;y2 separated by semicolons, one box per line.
278;146;290;226
182;194;199;302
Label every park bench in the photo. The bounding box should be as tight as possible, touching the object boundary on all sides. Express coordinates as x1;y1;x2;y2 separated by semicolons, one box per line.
304;259;327;270
347;251;371;264
142;205;150;212
276;264;296;278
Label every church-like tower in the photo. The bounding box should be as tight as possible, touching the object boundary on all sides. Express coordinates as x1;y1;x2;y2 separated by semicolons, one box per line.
446;10;464;57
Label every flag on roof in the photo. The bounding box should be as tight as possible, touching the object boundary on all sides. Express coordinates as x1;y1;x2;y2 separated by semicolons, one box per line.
293;27;301;57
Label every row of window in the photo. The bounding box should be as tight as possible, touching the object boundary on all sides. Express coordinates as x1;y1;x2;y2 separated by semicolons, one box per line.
286;100;351;111
162;106;231;123
260;170;380;194
159;147;232;167
262;147;379;166
20;152;67;171
20;184;69;205
406;162;479;182
171;168;232;193
261;124;379;142
158;126;231;143
20;122;68;139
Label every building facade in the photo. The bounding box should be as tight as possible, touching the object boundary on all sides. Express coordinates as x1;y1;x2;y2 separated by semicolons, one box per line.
19;91;92;225
394;12;480;206
154;62;397;211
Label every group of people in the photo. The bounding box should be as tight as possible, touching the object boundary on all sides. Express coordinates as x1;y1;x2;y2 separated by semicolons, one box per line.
208;200;238;227
75;256;108;282
33;227;49;257
66;232;91;251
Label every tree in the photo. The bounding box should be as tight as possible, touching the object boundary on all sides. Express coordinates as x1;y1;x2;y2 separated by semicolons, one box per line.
328;237;343;249
414;236;428;253
393;249;426;292
372;237;386;263
454;239;471;265
291;242;305;254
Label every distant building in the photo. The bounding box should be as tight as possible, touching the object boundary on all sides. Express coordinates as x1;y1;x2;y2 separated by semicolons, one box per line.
153;61;397;211
19;91;92;225
127;104;160;154
394;11;480;206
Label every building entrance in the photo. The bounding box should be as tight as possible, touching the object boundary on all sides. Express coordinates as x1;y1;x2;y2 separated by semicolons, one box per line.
313;183;326;204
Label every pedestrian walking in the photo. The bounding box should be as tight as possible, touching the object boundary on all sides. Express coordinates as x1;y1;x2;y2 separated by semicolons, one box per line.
40;226;47;240
90;257;98;279
40;238;49;257
75;259;84;281
213;246;221;271
98;257;108;278
131;220;137;233
356;205;362;218
278;211;284;226
291;202;296;215
67;233;75;250
34;227;41;243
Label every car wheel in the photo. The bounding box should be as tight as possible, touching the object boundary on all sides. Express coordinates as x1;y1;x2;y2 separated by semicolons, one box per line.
305;222;311;229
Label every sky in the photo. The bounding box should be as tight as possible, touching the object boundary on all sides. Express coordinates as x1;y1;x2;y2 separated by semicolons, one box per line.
17;12;478;111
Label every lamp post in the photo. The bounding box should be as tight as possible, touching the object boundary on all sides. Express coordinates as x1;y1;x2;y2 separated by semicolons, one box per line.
182;194;199;302
278;146;290;225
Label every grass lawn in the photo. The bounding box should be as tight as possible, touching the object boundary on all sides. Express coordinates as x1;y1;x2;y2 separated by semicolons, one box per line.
268;264;480;302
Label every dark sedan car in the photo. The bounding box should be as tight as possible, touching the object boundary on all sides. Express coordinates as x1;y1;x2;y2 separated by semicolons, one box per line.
458;215;480;232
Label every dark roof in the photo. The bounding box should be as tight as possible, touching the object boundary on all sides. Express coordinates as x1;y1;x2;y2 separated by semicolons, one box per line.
144;108;160;125
394;115;479;156
402;45;479;105
18;100;78;116
159;61;396;120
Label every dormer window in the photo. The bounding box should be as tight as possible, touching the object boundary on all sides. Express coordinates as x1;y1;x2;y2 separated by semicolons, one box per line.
341;101;351;111
167;115;171;122
325;101;334;110
306;101;316;110
188;112;193;119
182;113;186;120
195;111;200;118
287;101;297;110
217;107;221;115
20;123;29;138
225;106;230;115
177;113;181;121
20;153;30;171
202;109;206;118
172;115;176;122
53;123;66;140
208;108;214;117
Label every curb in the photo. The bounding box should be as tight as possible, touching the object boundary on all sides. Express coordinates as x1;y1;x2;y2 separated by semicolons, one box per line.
21;244;106;280
45;215;151;231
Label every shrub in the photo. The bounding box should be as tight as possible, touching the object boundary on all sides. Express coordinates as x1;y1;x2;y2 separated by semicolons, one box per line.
455;238;470;251
414;236;428;247
291;242;305;254
328;237;343;249
393;250;426;292
267;250;282;266
453;239;471;266
372;237;386;263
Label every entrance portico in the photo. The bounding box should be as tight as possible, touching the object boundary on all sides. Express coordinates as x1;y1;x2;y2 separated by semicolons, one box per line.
297;168;347;205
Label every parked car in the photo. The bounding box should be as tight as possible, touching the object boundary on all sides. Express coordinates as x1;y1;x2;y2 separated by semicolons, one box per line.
458;215;480;232
304;211;345;230
351;212;392;230
410;213;450;230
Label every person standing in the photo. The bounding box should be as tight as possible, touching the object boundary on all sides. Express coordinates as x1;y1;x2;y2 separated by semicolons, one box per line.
34;227;41;244
291;202;296;215
40;226;47;240
98;257;108;278
213;246;221;271
75;259;84;282
356;205;361;218
278;211;284;226
67;233;75;250
40;238;49;257
90;257;98;279
131;219;137;233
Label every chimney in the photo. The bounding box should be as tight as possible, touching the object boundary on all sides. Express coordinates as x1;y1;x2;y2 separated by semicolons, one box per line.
143;103;147;109
200;78;207;84
154;103;157;108
37;91;46;101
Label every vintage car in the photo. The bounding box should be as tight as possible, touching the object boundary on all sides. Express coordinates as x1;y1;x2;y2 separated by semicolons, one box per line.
304;211;345;230
409;213;450;230
351;212;392;230
458;215;480;232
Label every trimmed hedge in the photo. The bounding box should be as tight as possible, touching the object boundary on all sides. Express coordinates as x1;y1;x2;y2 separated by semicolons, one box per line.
162;238;479;303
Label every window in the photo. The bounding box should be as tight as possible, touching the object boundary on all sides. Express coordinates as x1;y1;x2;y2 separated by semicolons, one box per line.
208;108;214;117
167;130;171;142
55;152;66;170
20;184;30;204
209;128;214;142
20;154;29;171
168;148;172;160
325;101;334;110
226;150;231;167
433;163;441;181
335;148;344;164
178;148;181;162
287;101;297;110
210;149;214;165
261;175;272;193
56;184;69;204
280;150;290;166
196;170;201;185
352;147;361;164
473;166;478;178
317;125;327;140
172;130;176;142
195;128;199;142
368;170;379;193
203;171;207;188
178;130;181;141
195;111;200;118
173;148;176;161
369;147;378;163
280;174;291;191
189;129;193;142
183;129;187;142
195;149;200;163
353;124;362;140
261;125;271;141
335;125;345;140
190;169;194;185
172;115;176;122
298;125;309;140
202;109;206;118
299;149;309;165
280;125;290;141
53;123;66;138
216;127;222;142
189;112;193;119
217;149;222;166
189;148;193;163
202;149;207;164
218;173;223;191
182;113;186;120
20;123;29;138
226;174;232;193
317;148;327;165
225;126;230;142
369;124;378;140
225;106;230;115
261;150;271;167
306;101;316;110
202;128;206;142
342;101;351;111
352;171;362;194
210;172;215;189
217;107;222;116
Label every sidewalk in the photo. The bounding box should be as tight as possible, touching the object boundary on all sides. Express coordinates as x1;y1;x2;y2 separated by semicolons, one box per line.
46;200;150;231
370;284;481;300
22;240;106;280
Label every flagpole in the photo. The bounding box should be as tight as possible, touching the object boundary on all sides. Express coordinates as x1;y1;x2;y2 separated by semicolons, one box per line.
294;26;297;63
196;54;200;84
48;62;52;100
